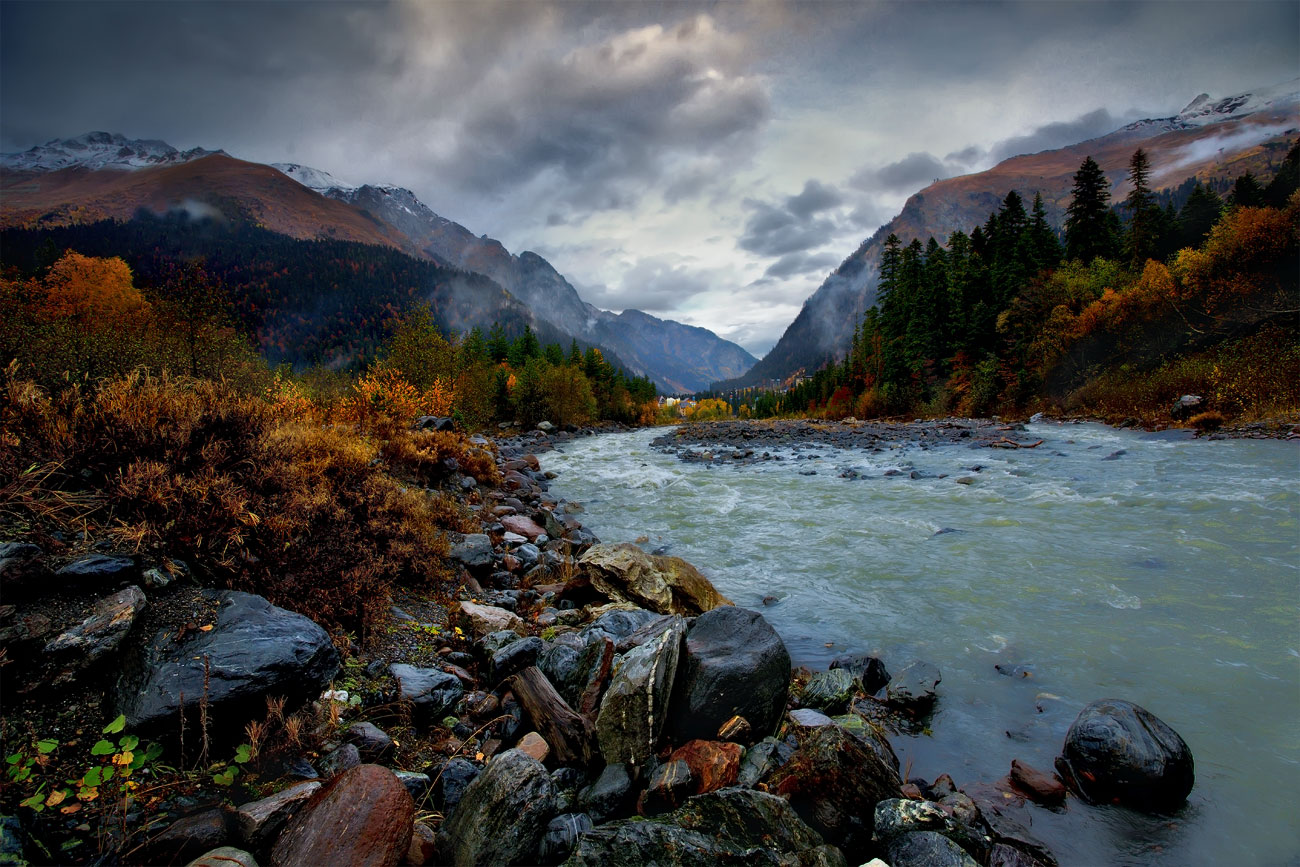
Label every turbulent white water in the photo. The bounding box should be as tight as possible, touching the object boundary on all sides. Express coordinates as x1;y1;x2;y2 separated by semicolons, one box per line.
542;421;1300;867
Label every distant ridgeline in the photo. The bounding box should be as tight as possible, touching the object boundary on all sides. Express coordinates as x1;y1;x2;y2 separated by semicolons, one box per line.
706;144;1300;424
0;211;597;370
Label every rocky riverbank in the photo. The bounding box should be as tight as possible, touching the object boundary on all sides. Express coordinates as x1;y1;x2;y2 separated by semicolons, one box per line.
0;420;1197;867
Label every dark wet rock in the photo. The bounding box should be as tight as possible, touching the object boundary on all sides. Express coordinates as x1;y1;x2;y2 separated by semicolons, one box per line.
1102;449;1127;461
768;723;902;855
962;790;1057;866
449;534;493;570
440;749;556;867
566;787;836;867
345;722;395;763
390;664;464;727
434;758;481;816
581;607;660;643
595;616;684;767
788;708;835;728
539;812;593;865
717;714;753;744
394;770;431;803
490;636;546;682
0;542;46;597
55;554;138;587
235;781;320;850
989;842;1054;867
271;765;413;867
577;543;732;615
415;415;455;431
1055;699;1194;810
667;606;791;744
577;763;635;823
116;591;339;739
882;660;941;710
1009;759;1065;806
478;629;524;657
801;668;856;712
736;737;796;788
44;584;146;672
0;815;27;863
614;613;682;654
638;758;695;815
829;653;890;694
873;799;992;862
550;767;584;814
318;743;361;778
143;808;233;866
886;831;980;867
830;714;900;774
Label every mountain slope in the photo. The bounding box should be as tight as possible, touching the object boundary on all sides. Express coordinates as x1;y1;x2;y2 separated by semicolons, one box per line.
269;163;756;392
718;80;1300;390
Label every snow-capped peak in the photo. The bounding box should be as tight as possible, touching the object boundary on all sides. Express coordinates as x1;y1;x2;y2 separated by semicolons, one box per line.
0;131;221;172
270;162;358;194
1174;77;1300;125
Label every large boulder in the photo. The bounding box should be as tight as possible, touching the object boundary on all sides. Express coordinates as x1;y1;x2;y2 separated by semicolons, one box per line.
440;749;557;866
886;831;980;867
595;616;684;767
116;591;339;737
271;765;413;867
667;606;791;744
577;544;731;615
1055;699;1194;810
767;724;902;857
565;787;839;866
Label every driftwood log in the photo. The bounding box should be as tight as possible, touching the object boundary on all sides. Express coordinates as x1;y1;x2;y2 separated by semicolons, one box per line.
508;665;598;766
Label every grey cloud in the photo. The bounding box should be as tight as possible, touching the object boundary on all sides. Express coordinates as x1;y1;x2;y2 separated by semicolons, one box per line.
988;108;1120;163
582;255;712;312
737;201;837;257
785;179;842;218
850;151;954;194
764;251;841;280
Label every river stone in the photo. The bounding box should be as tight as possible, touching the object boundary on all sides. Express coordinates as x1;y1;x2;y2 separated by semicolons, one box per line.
581;607;661;643
346;721;395;763
577;543;732;615
639;758;695;815
566;786;836;867
389;664;464;726
235;781;320;849
116;591;339;737
449;534;493;570
44;584;147;669
596;616;684;767
460;601;523;635
873;799;992;862
440;749;557;867
577;762;635;823
490;636;547;682
788;707;835;728
831;714;900;773
1055;699;1194;810
539;812;593;865
1009;759;1066;806
882;660;941;709
736;737;796;788
143;808;233;865
0;542;45;596
272;765;413;867
668;606;791;744
886;831;980;867
318;743;362;778
186;847;259;867
768;723;902;855
829;653;891;694
802;668;856;712
668;739;742;794
434;758;481;815
502;514;547;541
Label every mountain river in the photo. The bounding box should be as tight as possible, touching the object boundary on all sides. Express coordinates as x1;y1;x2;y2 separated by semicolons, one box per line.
540;421;1299;866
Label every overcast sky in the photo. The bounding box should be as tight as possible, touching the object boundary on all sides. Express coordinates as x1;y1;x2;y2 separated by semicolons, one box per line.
3;0;1296;356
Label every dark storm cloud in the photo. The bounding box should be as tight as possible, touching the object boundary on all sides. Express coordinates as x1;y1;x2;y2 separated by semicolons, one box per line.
579;255;713;312
785;180;843;218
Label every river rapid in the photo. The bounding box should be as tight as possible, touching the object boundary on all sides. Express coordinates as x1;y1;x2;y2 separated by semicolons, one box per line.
540;420;1300;867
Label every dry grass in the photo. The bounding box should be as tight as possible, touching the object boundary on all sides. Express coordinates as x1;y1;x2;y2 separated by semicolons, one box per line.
0;366;474;637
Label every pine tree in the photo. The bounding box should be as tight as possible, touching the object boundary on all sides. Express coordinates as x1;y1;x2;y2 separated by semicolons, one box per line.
1122;149;1159;266
1026;192;1063;272
1178;183;1223;247
1229;172;1265;208
1064;156;1118;263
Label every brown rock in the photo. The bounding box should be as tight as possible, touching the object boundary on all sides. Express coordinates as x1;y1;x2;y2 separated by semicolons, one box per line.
271;765;414;867
517;732;551;763
501;515;546;540
236;781;320;849
668;740;742;795
459;601;523;636
405;823;437;866
186;847;259;867
901;783;924;800
637;758;694;815
1009;759;1066;806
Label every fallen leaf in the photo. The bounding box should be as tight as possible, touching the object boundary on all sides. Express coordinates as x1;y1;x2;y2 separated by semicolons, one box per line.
60;803;82;815
199;624;214;632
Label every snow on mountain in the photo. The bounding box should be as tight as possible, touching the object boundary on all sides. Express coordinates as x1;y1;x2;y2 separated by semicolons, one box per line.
0;131;220;172
1122;79;1300;135
270;162;358;194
